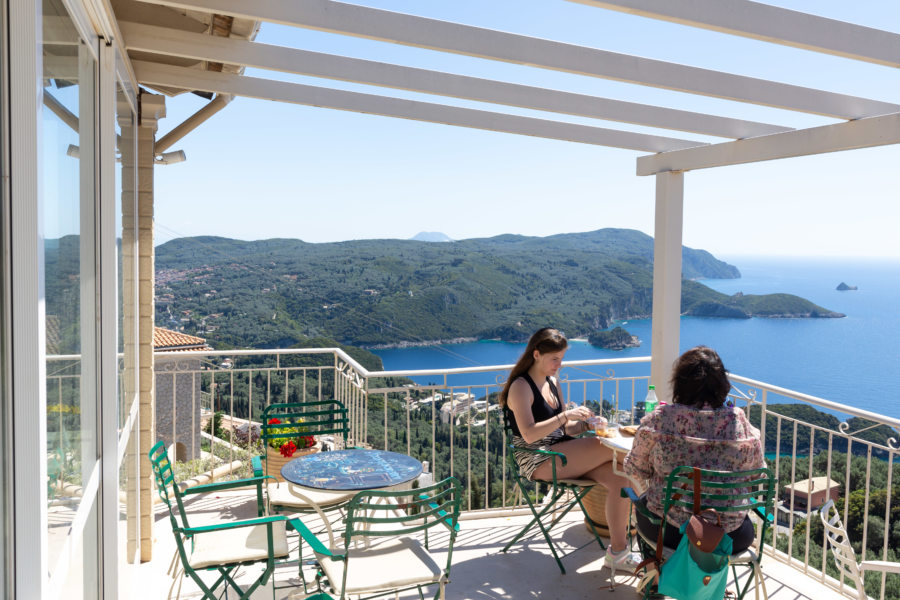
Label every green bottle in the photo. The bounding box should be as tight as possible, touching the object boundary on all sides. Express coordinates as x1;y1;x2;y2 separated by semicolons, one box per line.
644;385;658;413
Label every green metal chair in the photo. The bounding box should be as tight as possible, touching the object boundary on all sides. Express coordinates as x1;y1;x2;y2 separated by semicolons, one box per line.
149;440;297;600
252;400;357;545
294;476;462;600
500;411;606;574
624;465;777;600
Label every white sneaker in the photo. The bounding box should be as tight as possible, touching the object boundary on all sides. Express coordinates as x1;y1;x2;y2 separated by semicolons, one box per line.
603;547;642;574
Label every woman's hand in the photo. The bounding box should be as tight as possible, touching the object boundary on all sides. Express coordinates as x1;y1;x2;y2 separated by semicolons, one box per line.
563;405;592;423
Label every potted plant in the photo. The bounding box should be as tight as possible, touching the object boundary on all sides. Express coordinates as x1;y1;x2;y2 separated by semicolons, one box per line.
264;417;319;482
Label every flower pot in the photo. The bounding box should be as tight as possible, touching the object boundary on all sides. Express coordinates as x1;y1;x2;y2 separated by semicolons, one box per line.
582;485;612;538
264;442;321;483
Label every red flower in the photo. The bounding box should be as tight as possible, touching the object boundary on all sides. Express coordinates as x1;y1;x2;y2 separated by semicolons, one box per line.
268;418;281;425
300;435;316;448
280;441;297;457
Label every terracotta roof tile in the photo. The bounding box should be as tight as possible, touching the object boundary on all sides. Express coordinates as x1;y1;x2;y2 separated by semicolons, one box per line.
153;327;211;351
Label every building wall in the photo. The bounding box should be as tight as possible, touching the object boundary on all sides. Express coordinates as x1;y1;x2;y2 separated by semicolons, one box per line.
154;355;201;461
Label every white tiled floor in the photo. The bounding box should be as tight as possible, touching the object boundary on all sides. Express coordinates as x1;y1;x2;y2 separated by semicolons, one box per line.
125;489;853;600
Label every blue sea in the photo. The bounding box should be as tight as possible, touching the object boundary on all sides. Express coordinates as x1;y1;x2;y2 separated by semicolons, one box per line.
372;256;900;420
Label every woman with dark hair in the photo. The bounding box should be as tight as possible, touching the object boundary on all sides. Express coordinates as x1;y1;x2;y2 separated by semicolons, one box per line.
500;327;640;571
624;346;765;553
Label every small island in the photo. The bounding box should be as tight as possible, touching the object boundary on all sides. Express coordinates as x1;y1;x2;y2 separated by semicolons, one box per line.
588;326;640;350
836;282;858;291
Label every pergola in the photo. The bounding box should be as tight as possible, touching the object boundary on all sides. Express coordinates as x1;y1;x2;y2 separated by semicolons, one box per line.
107;0;900;401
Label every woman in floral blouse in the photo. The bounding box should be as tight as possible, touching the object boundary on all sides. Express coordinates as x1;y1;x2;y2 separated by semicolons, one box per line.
624;346;765;552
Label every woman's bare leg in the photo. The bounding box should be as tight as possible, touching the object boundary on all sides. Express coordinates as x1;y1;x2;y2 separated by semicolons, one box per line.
531;437;632;551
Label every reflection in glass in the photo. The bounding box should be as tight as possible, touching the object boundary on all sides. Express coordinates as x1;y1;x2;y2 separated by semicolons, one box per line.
42;0;97;591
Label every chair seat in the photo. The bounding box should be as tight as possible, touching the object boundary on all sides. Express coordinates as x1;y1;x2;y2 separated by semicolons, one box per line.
318;536;445;595
268;482;356;510
189;521;289;570
557;478;595;487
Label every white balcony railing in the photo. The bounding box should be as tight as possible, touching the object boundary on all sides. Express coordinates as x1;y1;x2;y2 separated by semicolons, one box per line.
47;348;899;600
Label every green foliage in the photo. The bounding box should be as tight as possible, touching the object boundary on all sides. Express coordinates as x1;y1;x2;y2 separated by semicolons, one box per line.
154;230;837;348
587;326;638;349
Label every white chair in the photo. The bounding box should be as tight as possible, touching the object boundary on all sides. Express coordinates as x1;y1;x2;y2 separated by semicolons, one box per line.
819;499;900;600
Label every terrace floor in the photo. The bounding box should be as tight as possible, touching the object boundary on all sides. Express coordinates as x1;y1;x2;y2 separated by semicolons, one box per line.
124;489;852;600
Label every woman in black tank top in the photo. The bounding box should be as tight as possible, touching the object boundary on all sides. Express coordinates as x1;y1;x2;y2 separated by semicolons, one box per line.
499;328;641;570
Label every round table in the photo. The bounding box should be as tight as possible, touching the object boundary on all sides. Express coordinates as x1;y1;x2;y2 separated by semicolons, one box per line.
281;449;423;491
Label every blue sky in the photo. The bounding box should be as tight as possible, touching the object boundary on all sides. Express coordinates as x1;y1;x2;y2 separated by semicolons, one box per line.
153;1;900;258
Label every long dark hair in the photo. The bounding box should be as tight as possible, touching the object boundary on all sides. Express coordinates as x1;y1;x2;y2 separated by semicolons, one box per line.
670;346;731;408
498;328;568;407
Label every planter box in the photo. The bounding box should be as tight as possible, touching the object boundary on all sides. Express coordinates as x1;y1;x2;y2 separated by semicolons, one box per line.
263;443;320;483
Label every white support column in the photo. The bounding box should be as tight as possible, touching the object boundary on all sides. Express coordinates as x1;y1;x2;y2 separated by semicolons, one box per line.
137;91;165;562
650;171;684;403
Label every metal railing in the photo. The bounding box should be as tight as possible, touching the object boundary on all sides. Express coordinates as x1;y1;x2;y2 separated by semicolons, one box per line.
728;375;899;600
46;347;898;600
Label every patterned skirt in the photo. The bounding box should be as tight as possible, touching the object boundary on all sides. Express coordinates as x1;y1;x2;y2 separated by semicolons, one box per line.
512;428;570;481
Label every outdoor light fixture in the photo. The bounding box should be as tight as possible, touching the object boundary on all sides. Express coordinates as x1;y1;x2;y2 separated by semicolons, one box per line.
156;150;186;165
66;144;79;158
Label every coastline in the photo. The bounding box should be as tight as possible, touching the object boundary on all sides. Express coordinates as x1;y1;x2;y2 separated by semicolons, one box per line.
362;337;478;350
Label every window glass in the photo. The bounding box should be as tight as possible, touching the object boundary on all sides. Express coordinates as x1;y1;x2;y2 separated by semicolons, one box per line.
42;0;97;589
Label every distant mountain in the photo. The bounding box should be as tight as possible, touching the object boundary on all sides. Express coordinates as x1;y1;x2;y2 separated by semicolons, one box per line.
154;229;840;349
411;231;453;242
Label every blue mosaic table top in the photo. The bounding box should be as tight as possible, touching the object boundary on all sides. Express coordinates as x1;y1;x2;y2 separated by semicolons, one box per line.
280;449;423;491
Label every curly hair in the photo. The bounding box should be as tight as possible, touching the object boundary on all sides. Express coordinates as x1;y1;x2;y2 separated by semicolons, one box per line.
670;346;731;408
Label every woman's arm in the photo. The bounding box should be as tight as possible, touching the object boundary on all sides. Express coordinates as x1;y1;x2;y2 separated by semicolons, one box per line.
623;420;656;481
507;378;586;444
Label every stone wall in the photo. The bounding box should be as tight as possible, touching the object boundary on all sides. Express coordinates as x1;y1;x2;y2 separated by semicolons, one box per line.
154;355;202;461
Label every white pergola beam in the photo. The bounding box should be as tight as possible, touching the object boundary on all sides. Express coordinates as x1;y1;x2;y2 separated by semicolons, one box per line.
637;111;900;174
132;0;900;120
133;61;706;152
122;21;791;139
569;0;900;69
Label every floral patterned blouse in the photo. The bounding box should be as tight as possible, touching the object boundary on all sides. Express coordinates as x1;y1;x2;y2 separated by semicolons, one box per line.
623;403;765;532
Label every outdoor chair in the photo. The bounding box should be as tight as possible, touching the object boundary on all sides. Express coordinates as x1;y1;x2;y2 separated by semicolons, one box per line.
293;476;462;600
149;440;300;600
624;465;777;600
819;498;900;600
500;411;606;574
253;400;357;542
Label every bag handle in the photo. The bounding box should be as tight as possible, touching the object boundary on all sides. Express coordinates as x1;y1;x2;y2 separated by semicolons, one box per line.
692;467;702;514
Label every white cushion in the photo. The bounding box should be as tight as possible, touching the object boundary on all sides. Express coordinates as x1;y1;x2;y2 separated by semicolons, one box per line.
268;482;355;510
318;537;445;595
189;520;289;570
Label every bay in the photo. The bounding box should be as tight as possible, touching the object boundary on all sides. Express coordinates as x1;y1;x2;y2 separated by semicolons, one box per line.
372;256;900;420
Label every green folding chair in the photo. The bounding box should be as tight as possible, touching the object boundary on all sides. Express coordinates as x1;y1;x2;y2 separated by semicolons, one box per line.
149;440;296;600
293;477;462;600
252;400;357;545
624;465;777;600
500;411;606;574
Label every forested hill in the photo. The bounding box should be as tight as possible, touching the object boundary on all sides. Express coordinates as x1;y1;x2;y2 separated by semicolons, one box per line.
154;228;841;349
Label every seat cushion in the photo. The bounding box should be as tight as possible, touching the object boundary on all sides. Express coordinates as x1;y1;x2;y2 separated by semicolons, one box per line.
268;482;355;510
318;537;445;594
189;520;289;570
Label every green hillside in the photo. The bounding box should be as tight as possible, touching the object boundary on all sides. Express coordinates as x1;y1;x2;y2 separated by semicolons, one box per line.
154;229;841;349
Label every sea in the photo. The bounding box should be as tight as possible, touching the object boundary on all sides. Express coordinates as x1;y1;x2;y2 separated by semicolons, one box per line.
372;256;900;421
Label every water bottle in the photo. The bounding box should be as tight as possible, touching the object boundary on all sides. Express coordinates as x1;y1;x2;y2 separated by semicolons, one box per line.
644;385;659;413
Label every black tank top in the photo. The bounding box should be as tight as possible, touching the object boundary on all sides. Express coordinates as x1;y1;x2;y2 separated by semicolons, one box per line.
505;373;563;437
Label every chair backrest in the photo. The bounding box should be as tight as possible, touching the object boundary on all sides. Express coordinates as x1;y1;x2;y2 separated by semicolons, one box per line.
343;476;461;555
662;465;776;541
148;440;191;530
819;499;867;599
262;400;349;451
